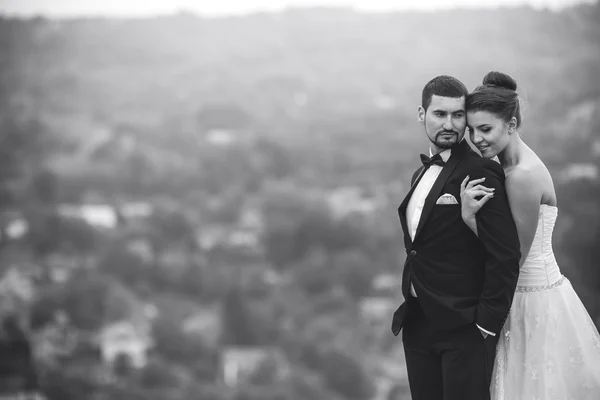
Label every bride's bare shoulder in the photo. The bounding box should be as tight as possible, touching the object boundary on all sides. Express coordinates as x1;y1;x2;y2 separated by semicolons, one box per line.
506;149;549;181
505;158;556;205
505;164;537;189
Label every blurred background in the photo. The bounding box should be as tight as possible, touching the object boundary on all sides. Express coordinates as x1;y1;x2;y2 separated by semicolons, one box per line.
0;0;598;399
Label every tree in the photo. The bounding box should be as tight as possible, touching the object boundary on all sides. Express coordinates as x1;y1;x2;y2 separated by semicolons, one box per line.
97;241;147;286
556;175;600;323
58;271;142;330
152;314;210;364
196;102;254;131
248;355;279;386
221;286;261;346
0;108;58;258
332;250;374;300
139;358;183;388
232;385;288;400
288;370;334;400
319;349;374;400
388;383;411;400
26;213;102;258
293;249;335;296
253;137;294;179
262;184;333;270
0;114;45;211
146;209;197;251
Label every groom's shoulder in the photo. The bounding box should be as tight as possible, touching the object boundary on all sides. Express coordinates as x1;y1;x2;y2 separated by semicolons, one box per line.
460;153;505;177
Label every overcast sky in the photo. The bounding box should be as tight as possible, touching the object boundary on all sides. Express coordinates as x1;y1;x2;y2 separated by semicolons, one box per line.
0;0;595;17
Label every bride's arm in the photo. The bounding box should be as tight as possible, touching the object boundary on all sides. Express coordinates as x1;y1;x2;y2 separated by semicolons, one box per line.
463;214;478;235
460;176;494;235
467;162;520;336
462;169;541;266
505;168;542;267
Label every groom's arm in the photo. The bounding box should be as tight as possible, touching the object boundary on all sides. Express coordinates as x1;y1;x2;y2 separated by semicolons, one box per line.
470;160;521;335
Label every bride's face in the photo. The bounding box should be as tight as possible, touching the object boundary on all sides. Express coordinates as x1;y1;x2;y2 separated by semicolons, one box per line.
466;110;511;159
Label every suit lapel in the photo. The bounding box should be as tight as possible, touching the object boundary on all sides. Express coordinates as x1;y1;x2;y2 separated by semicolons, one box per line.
413;140;468;241
398;166;426;236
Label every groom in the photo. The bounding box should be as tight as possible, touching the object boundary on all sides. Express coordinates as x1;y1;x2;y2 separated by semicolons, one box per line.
391;75;521;400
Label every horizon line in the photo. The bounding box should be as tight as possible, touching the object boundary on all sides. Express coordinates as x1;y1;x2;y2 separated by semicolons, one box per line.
0;2;595;21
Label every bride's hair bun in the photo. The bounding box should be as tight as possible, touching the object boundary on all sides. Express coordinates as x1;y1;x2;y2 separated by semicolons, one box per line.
467;71;522;128
482;71;517;91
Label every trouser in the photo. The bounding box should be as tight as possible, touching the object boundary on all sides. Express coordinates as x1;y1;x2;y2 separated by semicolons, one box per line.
402;296;498;400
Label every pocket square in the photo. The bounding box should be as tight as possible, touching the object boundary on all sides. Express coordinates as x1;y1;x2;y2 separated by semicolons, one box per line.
436;193;459;205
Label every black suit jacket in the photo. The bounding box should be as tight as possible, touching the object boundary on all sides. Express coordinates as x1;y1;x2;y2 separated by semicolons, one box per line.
391;140;520;336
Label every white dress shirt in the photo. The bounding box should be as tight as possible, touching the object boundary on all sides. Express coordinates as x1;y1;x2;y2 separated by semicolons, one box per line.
405;146;494;337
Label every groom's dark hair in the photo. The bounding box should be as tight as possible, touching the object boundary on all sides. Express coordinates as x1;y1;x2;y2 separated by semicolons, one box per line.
422;75;469;111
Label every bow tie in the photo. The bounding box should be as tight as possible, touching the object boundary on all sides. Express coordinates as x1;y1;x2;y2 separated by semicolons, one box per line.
420;153;446;168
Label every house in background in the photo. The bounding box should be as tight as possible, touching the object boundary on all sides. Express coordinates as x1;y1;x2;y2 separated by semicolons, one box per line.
326;186;378;219
206;129;236;146
370;273;402;296
182;304;222;348
221;346;289;387
0;211;28;243
558;162;598;183
238;202;264;234
57;203;119;229
96;320;153;370
33;311;78;364
45;253;84;283
124;236;155;264
0;267;35;305
56;201;154;231
119;202;153;221
197;224;262;255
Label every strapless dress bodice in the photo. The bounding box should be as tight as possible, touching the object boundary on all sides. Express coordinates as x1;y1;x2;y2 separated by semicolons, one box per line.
517;204;563;289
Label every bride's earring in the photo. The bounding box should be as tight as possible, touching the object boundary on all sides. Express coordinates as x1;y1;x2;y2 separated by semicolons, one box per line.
508;117;517;134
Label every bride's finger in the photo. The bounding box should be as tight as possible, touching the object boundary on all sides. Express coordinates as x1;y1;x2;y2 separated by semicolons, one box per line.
460;176;470;193
468;189;491;199
477;192;494;206
465;177;486;190
469;184;494;193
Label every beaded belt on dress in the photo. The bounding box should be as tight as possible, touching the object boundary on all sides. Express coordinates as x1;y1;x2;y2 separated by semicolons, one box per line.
515;275;567;292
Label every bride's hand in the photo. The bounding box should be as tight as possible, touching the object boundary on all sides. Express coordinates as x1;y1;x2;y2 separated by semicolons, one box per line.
460;176;495;220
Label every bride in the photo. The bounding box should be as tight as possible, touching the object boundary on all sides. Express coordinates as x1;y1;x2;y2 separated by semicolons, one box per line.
459;71;600;399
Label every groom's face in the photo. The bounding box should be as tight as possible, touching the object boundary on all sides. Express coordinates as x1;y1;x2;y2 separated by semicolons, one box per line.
418;95;466;153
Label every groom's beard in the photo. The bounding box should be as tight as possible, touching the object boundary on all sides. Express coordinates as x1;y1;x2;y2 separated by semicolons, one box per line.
431;130;460;149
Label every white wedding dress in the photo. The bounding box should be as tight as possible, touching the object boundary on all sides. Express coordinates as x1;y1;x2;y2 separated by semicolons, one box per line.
491;204;600;400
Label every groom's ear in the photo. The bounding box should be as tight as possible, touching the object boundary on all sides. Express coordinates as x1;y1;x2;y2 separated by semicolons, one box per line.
417;106;425;124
